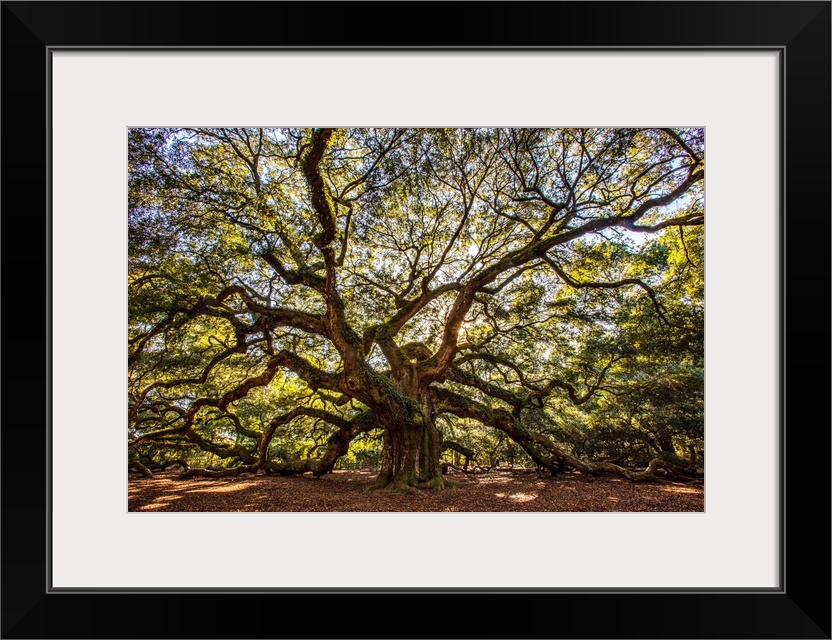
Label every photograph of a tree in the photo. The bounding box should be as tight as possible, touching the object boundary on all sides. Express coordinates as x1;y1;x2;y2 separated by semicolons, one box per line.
128;127;704;507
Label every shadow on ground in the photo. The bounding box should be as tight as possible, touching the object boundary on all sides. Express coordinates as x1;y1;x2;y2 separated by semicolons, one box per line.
128;469;704;512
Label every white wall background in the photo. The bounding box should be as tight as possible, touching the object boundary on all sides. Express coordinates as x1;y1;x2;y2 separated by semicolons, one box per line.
51;51;779;588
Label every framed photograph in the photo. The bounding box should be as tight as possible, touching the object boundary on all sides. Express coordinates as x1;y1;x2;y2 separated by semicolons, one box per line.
2;2;829;638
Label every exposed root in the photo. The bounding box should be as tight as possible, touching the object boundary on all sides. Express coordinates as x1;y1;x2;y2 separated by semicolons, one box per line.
419;475;459;490
367;472;458;494
366;476;393;492
368;479;425;496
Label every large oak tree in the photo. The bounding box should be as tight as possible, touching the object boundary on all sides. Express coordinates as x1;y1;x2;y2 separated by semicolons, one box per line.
128;127;704;491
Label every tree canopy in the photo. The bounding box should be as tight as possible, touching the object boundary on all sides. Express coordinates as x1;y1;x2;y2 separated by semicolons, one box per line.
128;127;704;491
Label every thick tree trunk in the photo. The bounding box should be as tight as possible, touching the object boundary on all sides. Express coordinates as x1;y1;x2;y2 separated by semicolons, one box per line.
370;387;449;492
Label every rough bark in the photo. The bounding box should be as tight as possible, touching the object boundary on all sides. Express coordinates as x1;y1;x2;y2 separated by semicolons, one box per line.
372;408;445;492
367;369;450;492
181;409;376;479
434;387;673;482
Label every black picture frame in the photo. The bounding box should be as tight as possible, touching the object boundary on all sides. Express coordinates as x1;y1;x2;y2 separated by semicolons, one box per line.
2;2;829;638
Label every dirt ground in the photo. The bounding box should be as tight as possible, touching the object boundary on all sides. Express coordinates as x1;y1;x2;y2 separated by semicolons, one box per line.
128;468;704;512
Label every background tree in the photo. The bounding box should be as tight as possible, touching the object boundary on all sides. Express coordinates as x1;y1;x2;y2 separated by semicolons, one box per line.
128;127;704;491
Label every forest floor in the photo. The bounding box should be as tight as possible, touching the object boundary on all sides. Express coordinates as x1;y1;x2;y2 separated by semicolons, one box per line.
128;468;703;512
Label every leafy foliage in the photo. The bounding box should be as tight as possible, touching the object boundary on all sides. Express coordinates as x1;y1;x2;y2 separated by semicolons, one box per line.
128;127;704;485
